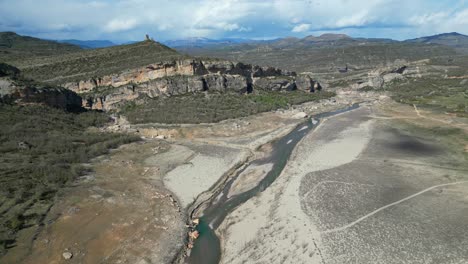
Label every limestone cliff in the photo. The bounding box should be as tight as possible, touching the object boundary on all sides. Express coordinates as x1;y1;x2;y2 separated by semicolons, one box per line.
73;59;321;111
63;59;297;94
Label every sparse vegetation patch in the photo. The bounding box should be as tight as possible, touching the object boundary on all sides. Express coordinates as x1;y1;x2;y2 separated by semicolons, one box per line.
0;104;139;255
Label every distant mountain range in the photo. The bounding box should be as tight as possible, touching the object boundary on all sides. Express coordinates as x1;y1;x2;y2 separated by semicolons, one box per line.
161;37;252;47
32;32;468;52
2;31;467;55
405;32;468;52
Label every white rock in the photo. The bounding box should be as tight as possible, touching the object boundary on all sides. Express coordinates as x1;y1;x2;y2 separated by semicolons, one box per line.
292;112;308;119
62;252;73;260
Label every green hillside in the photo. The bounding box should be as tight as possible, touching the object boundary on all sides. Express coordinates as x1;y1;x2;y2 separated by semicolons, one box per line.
0;32;81;63
0;33;185;84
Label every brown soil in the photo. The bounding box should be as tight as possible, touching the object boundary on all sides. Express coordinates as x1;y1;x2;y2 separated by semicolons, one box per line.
1;141;185;264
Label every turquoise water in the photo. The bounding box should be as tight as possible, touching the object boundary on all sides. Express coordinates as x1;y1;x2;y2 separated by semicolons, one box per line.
187;104;359;264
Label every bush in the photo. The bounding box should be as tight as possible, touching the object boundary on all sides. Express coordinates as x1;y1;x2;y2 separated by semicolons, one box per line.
121;90;335;124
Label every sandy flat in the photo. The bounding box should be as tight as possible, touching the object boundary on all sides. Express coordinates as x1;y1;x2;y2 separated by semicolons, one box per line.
163;145;244;208
227;163;274;198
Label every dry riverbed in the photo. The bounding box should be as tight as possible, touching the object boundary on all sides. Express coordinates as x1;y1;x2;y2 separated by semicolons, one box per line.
4;89;390;264
217;101;468;264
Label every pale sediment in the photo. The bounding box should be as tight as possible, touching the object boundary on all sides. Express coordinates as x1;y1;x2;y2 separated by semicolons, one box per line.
218;107;374;264
163;145;244;208
227;163;274;198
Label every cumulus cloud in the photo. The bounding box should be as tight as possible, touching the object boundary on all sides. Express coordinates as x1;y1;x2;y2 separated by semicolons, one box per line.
334;11;370;28
292;24;312;33
0;0;466;41
104;18;138;32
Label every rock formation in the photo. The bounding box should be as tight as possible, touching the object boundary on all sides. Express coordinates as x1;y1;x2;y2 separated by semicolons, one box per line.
72;59;322;111
355;65;410;89
1;80;82;111
0;64;82;110
296;75;322;92
63;60;297;94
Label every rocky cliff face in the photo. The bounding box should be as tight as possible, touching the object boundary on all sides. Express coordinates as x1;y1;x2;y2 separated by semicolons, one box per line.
63;59;297;94
0;63;82;112
75;59;321;111
1;77;82;110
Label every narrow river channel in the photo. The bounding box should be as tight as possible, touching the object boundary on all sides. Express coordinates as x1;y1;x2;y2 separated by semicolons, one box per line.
187;104;360;264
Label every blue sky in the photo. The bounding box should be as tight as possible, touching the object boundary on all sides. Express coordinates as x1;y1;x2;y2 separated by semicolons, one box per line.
0;0;467;42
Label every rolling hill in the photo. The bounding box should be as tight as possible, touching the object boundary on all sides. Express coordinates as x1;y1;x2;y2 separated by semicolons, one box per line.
57;39;117;49
406;32;468;53
177;34;457;74
0;32;82;63
0;33;184;84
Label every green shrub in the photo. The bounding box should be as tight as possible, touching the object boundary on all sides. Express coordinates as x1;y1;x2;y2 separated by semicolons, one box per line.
121;90;335;124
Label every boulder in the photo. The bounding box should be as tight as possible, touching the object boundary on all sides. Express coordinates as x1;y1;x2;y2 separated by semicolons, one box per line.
295;75;313;91
189;230;199;240
62;252;73;260
0;63;20;78
293;112;308;119
368;74;384;88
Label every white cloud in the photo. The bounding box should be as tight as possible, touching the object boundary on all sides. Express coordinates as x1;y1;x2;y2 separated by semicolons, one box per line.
0;0;466;41
409;12;449;25
334;11;370;28
221;23;240;31
292;24;312;33
104;18;138;32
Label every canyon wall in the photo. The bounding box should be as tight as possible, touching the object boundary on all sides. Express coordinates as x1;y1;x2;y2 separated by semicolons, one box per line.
72;59;320;111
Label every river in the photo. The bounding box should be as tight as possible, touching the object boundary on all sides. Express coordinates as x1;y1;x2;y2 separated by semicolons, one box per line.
187;104;360;264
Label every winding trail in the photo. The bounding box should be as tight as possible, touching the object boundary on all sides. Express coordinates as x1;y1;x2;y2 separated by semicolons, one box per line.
321;181;468;234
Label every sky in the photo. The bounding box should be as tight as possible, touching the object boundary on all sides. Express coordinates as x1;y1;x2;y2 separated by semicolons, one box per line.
0;0;467;42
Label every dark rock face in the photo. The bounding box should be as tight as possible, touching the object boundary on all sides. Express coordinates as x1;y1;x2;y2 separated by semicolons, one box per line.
312;81;322;92
1;63;83;110
0;63;20;78
253;77;296;91
1;83;82;111
391;66;407;74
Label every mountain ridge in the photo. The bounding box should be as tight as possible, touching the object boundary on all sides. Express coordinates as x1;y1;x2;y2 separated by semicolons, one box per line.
56;39;117;49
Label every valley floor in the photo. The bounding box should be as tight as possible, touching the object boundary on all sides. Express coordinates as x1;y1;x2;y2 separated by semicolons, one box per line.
4;89;467;264
218;101;468;264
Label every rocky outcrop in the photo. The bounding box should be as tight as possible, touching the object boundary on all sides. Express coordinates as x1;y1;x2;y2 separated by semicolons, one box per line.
63;60;205;93
1;78;82;110
356;65;409;89
64;59;323;111
1;64;83;110
253;77;296;91
0;63;20;78
295;75;322;92
63;59;295;94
